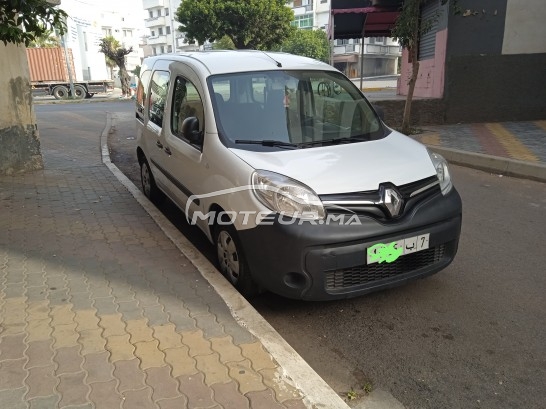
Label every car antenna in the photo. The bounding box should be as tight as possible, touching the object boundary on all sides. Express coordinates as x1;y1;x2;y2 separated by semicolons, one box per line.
260;51;282;68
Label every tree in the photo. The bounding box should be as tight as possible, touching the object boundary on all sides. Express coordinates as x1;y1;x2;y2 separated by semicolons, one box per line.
278;29;330;63
0;0;67;46
391;0;458;134
28;27;60;48
99;36;132;97
212;35;235;50
175;0;294;50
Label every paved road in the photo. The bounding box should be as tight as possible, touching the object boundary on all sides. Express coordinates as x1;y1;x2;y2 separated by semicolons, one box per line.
35;102;546;409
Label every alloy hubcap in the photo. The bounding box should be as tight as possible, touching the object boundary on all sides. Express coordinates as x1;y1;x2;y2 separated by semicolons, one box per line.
217;231;239;283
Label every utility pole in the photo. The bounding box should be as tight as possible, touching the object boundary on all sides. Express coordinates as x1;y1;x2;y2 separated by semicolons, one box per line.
61;26;76;99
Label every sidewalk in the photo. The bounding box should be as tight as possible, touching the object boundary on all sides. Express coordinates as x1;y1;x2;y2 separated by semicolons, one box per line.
413;120;546;182
0;113;348;408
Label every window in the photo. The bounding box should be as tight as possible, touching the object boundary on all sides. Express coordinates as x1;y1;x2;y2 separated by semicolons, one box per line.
158;27;163;35
148;71;170;127
148;11;153;18
103;28;112;37
165;8;169;16
166;26;171;35
171;77;204;143
151;30;155;37
157;9;161;17
123;29;132;38
292;14;314;29
136;70;152;120
167;45;172;53
160;46;165;54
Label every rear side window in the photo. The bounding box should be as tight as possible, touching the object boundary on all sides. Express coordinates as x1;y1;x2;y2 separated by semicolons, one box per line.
136;70;151;120
148;70;170;127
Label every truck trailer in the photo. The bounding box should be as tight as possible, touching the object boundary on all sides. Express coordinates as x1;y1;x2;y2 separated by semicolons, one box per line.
27;47;114;100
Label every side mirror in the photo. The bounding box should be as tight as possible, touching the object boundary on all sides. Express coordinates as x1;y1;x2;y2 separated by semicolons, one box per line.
181;117;203;144
372;104;385;121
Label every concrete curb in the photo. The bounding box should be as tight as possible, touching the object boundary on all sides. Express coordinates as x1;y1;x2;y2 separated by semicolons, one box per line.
100;113;352;409
427;145;546;183
34;97;132;105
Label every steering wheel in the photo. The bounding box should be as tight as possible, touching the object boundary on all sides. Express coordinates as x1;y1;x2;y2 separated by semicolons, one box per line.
317;81;331;97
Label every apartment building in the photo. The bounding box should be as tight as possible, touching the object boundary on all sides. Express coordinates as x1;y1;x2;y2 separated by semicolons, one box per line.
142;0;199;56
288;0;401;77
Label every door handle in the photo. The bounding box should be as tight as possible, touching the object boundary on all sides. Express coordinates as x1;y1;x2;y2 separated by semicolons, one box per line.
164;147;172;155
156;140;163;149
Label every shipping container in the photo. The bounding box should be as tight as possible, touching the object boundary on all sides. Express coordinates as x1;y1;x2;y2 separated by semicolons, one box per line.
27;47;114;100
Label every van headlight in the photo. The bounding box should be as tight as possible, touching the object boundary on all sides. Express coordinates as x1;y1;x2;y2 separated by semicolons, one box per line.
252;170;325;220
428;150;453;195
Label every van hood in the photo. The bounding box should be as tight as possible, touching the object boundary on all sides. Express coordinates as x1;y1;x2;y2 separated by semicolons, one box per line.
229;131;437;195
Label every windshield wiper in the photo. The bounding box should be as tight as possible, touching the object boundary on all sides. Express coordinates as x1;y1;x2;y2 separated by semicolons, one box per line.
235;139;300;149
300;136;370;147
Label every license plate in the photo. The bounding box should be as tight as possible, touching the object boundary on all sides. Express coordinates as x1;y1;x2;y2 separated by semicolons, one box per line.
367;234;430;264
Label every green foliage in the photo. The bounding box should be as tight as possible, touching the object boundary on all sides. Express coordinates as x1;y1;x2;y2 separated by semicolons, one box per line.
278;29;330;63
175;0;294;50
28;27;60;47
0;0;68;46
131;65;141;79
212;35;235;50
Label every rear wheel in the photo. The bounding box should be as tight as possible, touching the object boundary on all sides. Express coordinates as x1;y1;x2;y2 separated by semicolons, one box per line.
73;85;86;99
140;158;161;203
52;85;69;100
214;222;259;298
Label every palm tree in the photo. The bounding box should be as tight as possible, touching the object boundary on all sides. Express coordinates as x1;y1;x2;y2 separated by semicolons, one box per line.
28;28;60;48
99;36;133;97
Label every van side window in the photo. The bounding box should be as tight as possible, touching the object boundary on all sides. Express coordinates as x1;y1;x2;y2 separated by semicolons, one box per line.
136;70;151;120
171;76;204;141
148;71;170;128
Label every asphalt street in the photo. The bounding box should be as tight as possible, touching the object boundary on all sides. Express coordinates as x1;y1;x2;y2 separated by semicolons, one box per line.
35;102;546;409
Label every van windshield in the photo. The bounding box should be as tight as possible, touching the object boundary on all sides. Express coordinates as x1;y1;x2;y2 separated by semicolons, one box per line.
209;70;386;149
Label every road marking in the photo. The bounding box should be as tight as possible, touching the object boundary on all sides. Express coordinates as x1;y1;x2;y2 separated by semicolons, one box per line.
485;123;539;162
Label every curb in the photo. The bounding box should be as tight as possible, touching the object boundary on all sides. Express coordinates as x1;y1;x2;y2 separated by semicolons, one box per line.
100;113;352;409
427;145;546;183
34;97;132;105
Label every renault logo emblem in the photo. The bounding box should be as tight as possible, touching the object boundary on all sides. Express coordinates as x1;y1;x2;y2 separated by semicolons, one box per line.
380;186;403;218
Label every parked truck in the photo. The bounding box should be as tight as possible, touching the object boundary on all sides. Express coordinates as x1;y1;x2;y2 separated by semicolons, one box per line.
27;47;114;100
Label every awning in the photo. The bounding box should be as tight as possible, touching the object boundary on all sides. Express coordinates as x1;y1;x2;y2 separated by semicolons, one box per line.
330;0;403;39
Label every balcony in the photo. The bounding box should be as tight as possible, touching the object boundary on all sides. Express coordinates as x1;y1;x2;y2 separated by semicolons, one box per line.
145;16;166;28
147;35;168;46
142;0;165;9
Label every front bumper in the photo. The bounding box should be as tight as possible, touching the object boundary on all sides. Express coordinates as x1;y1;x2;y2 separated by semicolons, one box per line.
238;188;462;301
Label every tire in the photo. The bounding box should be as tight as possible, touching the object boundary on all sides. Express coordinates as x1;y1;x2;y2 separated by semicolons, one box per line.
214;222;260;298
52;85;69;100
140;158;161;203
73;85;86;99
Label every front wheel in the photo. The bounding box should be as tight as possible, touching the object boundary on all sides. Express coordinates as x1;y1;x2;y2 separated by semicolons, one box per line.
140;158;162;203
214;223;259;298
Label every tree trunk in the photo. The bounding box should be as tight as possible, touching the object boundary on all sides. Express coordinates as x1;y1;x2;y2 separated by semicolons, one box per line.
401;14;421;135
119;63;131;97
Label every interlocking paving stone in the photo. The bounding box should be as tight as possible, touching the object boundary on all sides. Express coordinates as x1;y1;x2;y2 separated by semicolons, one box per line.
98;313;126;337
113;359;146;393
282;398;309;409
134;340;166;370
105;334;135;362
0;333;27;361
78;328;106;355
0;357;28;391
145;366;180;401
182;330;213;357
226;359;268;395
240;342;278;372
259;368;302;403
163;347;198;377
177;373;215;409
210;336;246;364
195;353;231;386
82;351;113;384
211;380;251;409
194;313;226;339
57;371;89;407
0;387;27;409
25;364;56;399
28;394;61;409
88;379;123;409
157;395;189;409
26;300;50;322
121;387;156;409
246;389;285;409
25;339;55;369
54;346;84;375
152;324;182;351
125;319;154;344
73;309;100;332
52;322;79;348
